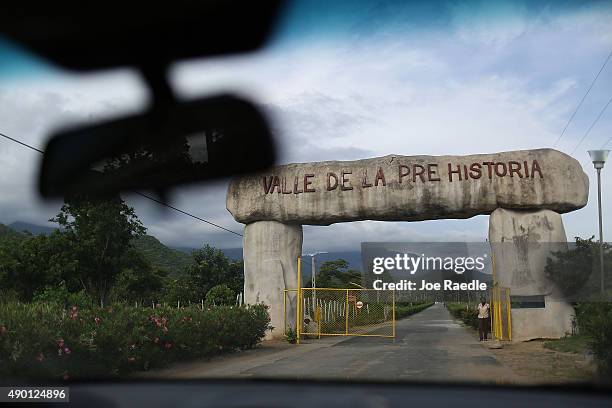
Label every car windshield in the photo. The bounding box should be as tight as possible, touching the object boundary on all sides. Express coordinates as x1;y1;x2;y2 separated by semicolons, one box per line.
1;0;612;387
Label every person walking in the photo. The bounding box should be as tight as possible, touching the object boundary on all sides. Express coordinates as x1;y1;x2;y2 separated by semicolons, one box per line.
476;297;490;341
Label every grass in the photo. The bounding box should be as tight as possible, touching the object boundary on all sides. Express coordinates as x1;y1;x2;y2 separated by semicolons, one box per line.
543;335;590;354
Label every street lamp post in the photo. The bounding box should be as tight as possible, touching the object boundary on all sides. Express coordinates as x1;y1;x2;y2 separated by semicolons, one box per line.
312;255;316;292
588;150;609;297
302;251;327;313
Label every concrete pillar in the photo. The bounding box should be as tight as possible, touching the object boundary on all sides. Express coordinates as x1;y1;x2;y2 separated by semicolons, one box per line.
243;221;302;339
489;208;574;341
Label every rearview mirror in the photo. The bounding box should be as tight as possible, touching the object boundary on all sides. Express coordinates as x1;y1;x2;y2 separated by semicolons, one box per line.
38;95;276;198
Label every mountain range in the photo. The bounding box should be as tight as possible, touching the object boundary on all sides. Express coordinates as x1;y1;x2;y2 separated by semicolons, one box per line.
1;221;363;277
3;221;488;287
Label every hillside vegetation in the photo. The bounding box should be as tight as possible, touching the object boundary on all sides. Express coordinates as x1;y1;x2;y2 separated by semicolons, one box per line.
131;235;194;275
1;223;194;276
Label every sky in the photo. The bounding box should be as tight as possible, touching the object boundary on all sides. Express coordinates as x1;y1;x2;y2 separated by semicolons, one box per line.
1;0;612;253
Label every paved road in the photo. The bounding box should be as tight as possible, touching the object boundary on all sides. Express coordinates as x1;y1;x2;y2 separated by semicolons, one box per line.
144;304;521;383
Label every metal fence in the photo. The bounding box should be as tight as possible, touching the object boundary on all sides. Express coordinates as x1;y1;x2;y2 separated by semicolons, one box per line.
284;288;395;340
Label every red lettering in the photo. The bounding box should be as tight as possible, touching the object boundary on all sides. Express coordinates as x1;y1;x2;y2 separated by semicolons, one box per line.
448;163;462;182
263;176;274;194
293;176;302;194
327;172;338;191
362;170;373;188
374;167;386;186
304;174;316;192
282;177;292;194
469;163;482;179
427;164;440;181
398;165;410;183
483;162;494;179
341;171;353;191
531;160;543;179
271;176;281;193
413;164;426;182
495;162;507;177
509;161;522;178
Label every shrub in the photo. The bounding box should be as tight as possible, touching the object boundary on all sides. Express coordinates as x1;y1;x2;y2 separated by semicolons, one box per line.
0;302;270;380
396;302;434;319
575;302;612;378
447;303;479;329
205;284;235;306
33;283;93;309
284;328;297;344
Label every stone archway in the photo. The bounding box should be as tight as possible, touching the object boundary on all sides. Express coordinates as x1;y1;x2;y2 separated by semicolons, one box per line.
226;149;588;340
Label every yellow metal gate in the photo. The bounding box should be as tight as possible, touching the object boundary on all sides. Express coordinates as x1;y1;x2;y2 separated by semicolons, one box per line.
490;286;512;341
284;288;395;341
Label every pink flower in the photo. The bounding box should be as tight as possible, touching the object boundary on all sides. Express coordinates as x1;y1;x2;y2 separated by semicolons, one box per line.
94;317;101;325
71;306;78;312
36;352;44;362
127;357;136;363
164;342;172;350
63;347;71;355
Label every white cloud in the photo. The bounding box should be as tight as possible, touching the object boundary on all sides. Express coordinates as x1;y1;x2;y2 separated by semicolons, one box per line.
449;0;529;46
1;4;611;252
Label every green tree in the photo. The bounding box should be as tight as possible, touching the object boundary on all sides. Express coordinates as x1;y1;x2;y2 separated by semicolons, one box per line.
51;195;146;306
160;275;198;305
205;284;235;306
111;249;167;303
0;231;75;301
545;236;612;299
316;259;362;289
185;245;244;300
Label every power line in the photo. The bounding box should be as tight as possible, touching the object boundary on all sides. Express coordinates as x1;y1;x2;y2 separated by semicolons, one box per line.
553;48;612;148
0;132;44;153
569;93;612;156
131;191;242;237
0;131;243;237
600;123;612;149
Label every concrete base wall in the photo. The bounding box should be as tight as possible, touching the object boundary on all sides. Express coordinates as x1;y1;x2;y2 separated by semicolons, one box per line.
243;221;303;339
489;208;574;341
510;297;574;341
